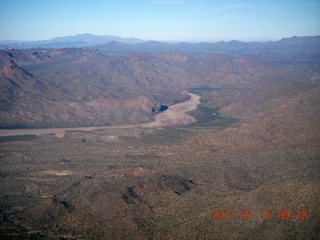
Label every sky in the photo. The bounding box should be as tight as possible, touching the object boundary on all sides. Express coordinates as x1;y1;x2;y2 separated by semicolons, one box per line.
0;0;319;42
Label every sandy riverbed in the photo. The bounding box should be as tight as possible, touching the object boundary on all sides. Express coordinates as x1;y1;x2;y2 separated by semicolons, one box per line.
0;92;201;137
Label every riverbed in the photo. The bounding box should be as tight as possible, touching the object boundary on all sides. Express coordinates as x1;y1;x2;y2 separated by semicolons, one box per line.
0;92;201;137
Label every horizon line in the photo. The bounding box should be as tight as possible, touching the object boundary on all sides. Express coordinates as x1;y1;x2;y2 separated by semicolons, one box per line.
3;32;319;44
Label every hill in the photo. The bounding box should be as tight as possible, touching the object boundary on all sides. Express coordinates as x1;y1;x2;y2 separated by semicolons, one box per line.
0;54;169;128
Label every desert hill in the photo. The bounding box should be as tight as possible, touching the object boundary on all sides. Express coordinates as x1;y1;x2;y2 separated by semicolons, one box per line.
0;51;172;128
0;60;52;112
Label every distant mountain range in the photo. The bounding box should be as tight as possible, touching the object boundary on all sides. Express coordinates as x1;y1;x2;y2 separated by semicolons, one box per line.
1;34;320;57
92;36;320;56
0;33;145;49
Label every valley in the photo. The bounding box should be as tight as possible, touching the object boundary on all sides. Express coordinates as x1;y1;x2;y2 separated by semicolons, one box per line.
0;91;200;137
0;36;319;239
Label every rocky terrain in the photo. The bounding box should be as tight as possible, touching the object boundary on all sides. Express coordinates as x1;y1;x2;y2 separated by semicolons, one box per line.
0;36;319;239
0;50;172;128
1;36;319;128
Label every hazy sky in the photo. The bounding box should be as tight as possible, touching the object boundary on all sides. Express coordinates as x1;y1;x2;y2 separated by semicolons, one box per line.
1;0;319;41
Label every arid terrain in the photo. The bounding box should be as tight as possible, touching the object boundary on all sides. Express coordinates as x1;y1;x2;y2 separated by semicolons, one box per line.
0;36;320;239
0;91;200;137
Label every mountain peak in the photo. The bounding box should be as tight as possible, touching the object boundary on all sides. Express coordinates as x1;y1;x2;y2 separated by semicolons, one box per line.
4;60;20;70
0;60;33;79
